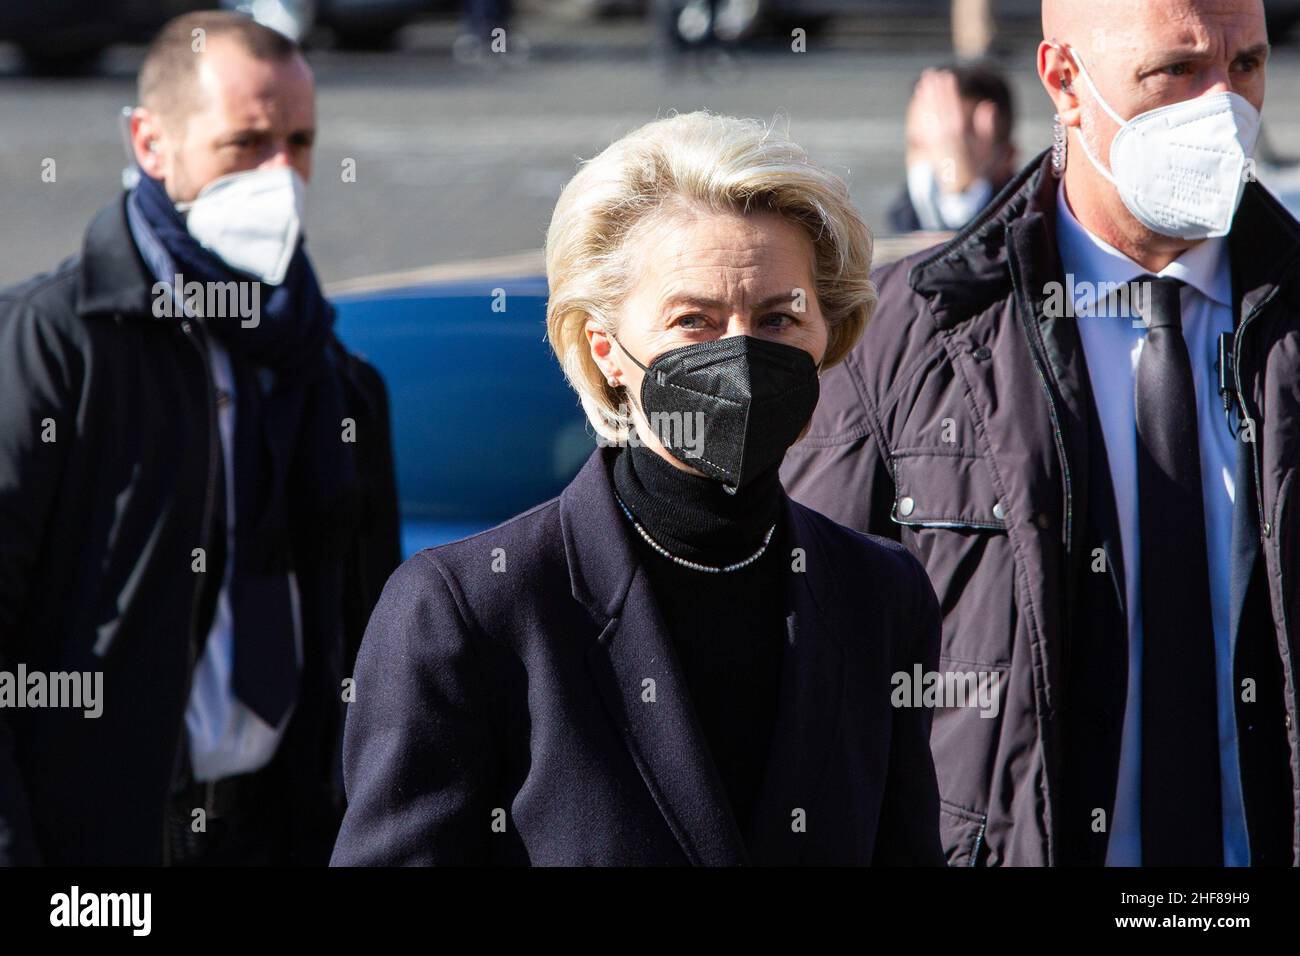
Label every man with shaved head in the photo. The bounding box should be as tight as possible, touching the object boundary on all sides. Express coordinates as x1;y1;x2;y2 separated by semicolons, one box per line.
785;0;1298;865
0;12;399;864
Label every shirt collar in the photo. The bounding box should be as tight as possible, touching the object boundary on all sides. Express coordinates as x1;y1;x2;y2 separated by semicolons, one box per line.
1055;182;1232;308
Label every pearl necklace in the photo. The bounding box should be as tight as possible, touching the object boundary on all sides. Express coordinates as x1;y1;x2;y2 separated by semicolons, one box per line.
612;490;776;574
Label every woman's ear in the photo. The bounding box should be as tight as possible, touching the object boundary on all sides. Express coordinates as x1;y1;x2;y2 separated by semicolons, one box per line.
585;318;621;388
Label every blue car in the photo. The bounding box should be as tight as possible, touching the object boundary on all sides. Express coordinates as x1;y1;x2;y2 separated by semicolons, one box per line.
333;274;595;558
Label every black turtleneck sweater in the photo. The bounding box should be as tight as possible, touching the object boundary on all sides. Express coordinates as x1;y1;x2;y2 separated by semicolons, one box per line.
611;441;788;833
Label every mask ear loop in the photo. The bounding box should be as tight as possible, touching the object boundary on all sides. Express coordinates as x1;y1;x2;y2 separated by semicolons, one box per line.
609;333;662;384
606;334;654;450
1054;42;1127;189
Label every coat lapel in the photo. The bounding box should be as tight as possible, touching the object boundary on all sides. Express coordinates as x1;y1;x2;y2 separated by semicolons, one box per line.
586;572;750;865
562;448;850;866
563;447;748;865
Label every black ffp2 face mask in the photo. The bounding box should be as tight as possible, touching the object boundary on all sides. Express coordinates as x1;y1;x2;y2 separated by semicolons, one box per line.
615;334;821;492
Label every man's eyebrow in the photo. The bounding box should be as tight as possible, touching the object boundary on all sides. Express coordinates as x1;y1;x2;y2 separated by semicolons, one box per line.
1144;40;1271;70
1234;42;1271;62
214;126;316;143
216;127;271;141
1144;45;1214;68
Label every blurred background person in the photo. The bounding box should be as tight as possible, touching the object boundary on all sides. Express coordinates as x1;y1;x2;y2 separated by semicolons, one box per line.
455;0;516;61
888;62;1018;233
649;0;746;71
952;0;996;59
466;0;513;40
0;11;399;866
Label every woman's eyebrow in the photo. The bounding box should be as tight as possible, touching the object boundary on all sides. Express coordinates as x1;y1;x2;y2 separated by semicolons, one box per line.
660;292;797;312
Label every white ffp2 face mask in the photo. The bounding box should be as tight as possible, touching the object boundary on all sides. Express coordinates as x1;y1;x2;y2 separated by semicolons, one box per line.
177;166;305;285
1065;44;1261;240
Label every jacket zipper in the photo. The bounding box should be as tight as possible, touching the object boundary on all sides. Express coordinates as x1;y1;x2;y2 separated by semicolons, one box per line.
1023;333;1073;553
1007;253;1072;869
1231;286;1300;861
1231;287;1280;538
1007;255;1074;555
163;318;221;865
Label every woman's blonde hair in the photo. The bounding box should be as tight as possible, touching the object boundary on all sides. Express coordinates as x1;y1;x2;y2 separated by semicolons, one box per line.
545;110;877;442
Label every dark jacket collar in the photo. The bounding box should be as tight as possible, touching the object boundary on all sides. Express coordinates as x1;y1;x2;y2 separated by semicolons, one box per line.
906;149;1054;328
76;194;157;320
907;147;1300;329
559;446;842;865
1229;171;1300;319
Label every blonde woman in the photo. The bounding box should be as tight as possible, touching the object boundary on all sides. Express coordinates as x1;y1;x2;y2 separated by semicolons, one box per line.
331;112;944;866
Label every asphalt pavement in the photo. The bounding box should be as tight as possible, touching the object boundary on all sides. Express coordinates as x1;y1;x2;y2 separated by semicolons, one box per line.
2;11;1299;290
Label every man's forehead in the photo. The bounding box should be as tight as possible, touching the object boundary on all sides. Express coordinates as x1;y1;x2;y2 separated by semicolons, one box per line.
1044;0;1265;44
192;39;313;121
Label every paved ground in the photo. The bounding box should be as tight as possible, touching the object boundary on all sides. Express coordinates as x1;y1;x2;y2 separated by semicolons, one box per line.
2;11;1299;290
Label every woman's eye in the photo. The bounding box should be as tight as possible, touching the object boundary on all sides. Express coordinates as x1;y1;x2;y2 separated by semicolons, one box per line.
761;312;795;329
674;313;709;330
1162;62;1191;77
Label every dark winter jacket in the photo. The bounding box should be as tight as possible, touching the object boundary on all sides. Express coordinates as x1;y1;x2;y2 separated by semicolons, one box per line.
783;151;1300;865
0;195;400;865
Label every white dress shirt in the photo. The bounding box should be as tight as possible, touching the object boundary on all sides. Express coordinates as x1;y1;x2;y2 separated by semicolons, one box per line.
183;339;303;783
1055;183;1250;866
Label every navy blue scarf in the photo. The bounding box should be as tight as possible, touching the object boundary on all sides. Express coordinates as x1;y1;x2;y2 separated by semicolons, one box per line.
130;171;358;575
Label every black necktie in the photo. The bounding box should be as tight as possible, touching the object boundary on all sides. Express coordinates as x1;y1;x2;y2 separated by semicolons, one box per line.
1134;276;1223;865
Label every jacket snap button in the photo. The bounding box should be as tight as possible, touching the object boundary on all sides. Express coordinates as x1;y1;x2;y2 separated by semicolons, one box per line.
1036;512;1050;530
972;346;992;361
992;501;1007;520
1263;522;1273;538
898;496;915;517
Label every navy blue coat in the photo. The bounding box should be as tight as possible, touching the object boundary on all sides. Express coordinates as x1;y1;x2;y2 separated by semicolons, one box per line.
331;446;945;866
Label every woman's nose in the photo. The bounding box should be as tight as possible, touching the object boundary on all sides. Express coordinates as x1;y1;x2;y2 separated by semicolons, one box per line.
719;316;758;338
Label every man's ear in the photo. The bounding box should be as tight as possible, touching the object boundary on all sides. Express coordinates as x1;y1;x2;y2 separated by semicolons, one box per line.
130;107;167;180
1038;39;1082;128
